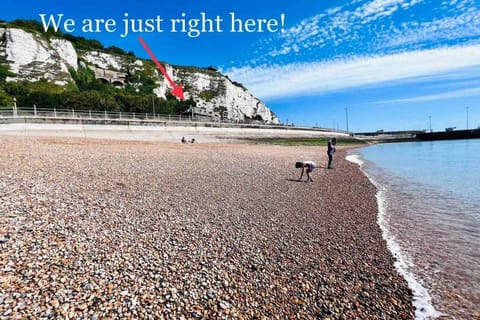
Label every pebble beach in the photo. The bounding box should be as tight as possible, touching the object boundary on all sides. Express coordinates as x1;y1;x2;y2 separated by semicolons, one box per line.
0;137;414;319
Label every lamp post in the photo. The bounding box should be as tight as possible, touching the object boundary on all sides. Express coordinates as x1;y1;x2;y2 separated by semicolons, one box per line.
13;97;17;117
345;107;349;132
466;106;469;130
152;95;155;119
429;115;432;132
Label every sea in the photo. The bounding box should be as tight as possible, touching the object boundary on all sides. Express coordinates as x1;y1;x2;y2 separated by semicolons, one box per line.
346;139;480;320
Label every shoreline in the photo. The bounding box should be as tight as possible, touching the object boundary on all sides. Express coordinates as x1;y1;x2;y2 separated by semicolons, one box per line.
0;137;414;318
348;142;480;320
346;152;440;320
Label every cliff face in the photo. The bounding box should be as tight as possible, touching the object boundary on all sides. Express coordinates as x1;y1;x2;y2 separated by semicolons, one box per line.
0;28;77;85
0;27;279;123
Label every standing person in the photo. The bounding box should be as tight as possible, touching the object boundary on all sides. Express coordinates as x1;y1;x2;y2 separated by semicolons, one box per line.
327;137;337;169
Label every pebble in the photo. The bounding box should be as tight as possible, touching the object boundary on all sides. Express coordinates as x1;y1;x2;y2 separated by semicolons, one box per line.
50;299;59;309
219;301;231;310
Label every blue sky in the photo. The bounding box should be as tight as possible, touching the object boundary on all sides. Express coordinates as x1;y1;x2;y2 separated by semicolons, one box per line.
3;0;480;132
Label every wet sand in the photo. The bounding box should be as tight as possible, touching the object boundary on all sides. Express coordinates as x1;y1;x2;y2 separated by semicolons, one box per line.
0;137;414;319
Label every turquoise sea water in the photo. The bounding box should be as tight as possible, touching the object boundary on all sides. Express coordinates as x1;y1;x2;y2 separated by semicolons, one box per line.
348;139;480;320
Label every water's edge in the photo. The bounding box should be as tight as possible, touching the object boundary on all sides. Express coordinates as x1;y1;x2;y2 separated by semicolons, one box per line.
345;152;441;320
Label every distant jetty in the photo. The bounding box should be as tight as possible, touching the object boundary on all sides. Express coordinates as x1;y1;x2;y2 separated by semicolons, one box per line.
353;130;422;142
354;129;480;142
416;129;480;141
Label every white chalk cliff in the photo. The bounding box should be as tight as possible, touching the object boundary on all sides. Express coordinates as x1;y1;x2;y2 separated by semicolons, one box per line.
0;28;77;85
0;26;279;124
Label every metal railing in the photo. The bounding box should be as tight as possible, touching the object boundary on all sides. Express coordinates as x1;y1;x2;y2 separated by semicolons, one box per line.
0;106;346;133
0;106;222;123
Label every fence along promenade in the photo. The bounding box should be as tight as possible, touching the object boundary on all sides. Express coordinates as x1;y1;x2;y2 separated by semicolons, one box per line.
0;106;346;133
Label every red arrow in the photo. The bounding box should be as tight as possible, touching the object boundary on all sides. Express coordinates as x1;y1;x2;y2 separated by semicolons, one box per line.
138;36;184;100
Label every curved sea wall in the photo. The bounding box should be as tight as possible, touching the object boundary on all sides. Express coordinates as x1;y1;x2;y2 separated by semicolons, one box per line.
0;118;348;143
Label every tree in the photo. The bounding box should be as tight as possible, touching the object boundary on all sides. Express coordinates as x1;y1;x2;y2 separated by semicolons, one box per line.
0;90;13;109
0;65;15;87
61;91;119;111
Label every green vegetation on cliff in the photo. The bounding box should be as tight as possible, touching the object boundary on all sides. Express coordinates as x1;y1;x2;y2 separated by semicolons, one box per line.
1;76;195;114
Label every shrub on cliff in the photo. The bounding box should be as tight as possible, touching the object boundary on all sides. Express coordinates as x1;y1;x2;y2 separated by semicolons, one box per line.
0;90;13;109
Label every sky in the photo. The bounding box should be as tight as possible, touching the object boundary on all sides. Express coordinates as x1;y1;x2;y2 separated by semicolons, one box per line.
2;0;480;132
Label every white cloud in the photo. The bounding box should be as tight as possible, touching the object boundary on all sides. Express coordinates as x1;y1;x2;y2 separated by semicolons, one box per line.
265;0;428;59
250;0;479;66
355;0;423;22
382;9;480;48
225;45;480;100
373;87;480;104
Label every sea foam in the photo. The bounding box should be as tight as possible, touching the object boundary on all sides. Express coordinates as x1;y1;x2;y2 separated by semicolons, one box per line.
346;153;441;320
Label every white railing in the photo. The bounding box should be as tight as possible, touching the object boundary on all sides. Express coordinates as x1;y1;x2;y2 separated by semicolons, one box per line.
0;106;346;133
0;106;266;124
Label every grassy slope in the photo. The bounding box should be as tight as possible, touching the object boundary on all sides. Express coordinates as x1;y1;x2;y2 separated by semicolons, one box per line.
243;137;366;146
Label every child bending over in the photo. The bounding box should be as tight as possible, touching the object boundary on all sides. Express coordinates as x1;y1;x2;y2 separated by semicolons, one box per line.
295;161;316;183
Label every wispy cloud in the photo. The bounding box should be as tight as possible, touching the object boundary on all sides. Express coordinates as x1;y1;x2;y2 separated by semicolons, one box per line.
226;44;480;100
261;0;428;60
373;87;480;104
382;8;480;48
242;0;479;66
355;0;424;23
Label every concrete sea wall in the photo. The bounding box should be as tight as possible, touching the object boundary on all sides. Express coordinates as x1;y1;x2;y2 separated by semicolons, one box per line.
0;117;348;143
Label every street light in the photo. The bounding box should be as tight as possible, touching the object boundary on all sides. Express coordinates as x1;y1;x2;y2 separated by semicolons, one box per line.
152;95;155;119
13;97;17;117
345;107;349;132
466;106;469;130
